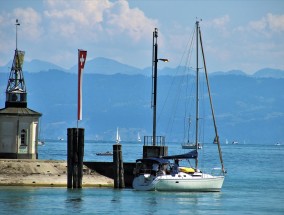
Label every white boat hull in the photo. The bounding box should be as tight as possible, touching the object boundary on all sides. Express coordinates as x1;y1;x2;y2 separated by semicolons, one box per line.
133;173;224;192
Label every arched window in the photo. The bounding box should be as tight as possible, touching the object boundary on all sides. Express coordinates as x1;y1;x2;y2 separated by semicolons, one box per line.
20;129;26;146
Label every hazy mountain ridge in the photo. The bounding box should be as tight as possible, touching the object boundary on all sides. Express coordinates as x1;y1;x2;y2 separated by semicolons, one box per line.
253;68;284;78
0;58;283;143
1;57;284;78
0;68;283;144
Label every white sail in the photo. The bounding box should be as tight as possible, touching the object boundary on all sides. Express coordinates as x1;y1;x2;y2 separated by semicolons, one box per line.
116;127;121;144
138;132;141;142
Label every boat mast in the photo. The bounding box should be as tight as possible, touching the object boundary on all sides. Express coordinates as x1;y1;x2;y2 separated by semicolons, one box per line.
152;28;158;146
195;21;199;170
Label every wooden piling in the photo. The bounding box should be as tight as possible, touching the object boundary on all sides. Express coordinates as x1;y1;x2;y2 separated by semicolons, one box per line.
73;128;78;188
77;128;84;188
67;128;84;189
67;128;73;188
113;144;125;188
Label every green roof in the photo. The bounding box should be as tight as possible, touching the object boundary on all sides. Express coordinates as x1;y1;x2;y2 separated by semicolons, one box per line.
0;107;42;116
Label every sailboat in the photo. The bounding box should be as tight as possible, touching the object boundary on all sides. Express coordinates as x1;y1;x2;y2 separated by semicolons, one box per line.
133;21;226;192
181;117;202;149
116;127;121;144
38;140;45;146
137;132;141;142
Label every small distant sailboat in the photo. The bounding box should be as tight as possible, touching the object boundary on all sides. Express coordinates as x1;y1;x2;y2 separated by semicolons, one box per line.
38;140;45;146
137;132;141;142
181;117;202;149
225;139;229;144
116;127;121;144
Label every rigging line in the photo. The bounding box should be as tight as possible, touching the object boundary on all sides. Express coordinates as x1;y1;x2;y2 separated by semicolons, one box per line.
183;74;190;142
158;27;196;140
157;26;195;124
183;72;195;143
199;27;226;173
164;68;194;141
162;68;187;140
169;29;196;139
182;29;196;142
196;66;205;140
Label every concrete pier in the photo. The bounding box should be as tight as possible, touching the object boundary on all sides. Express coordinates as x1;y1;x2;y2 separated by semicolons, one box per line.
0;159;113;187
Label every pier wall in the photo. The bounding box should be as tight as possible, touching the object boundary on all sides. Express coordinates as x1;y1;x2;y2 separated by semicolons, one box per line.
83;161;136;188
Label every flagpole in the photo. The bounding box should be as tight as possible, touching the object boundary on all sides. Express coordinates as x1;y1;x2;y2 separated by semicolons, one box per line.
67;49;87;188
77;49;87;121
77;48;87;156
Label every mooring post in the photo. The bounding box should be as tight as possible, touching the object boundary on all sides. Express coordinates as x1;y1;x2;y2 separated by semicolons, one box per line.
67;128;84;189
77;128;84;188
113;144;125;188
113;144;120;188
67;128;74;188
72;128;78;188
118;146;125;188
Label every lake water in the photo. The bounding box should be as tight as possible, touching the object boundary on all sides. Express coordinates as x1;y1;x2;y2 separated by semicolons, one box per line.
0;141;283;214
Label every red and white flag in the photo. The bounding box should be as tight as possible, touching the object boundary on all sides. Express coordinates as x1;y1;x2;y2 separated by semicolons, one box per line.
78;49;87;121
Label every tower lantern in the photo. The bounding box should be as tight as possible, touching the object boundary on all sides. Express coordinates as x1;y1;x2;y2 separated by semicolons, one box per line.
5;19;27;108
5;49;27;108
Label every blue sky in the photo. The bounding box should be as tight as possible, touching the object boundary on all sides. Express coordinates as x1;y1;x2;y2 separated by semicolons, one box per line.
0;0;283;74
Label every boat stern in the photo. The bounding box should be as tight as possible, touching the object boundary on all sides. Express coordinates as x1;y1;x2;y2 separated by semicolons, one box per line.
132;174;157;191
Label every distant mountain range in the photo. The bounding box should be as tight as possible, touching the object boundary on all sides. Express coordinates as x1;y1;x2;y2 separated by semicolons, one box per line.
0;57;284;144
1;57;284;78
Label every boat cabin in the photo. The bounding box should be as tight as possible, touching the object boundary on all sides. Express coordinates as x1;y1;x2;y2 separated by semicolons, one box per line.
134;150;198;176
